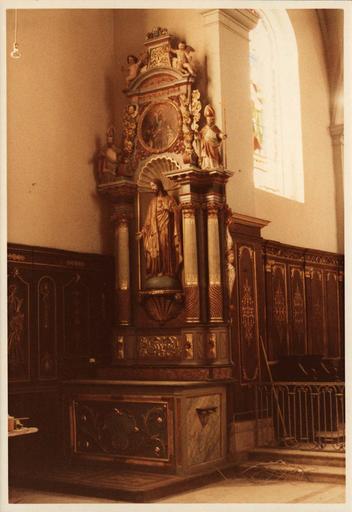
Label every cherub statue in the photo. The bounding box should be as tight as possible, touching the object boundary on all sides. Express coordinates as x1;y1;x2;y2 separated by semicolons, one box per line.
125;54;142;87
170;42;196;76
98;126;119;181
196;105;227;169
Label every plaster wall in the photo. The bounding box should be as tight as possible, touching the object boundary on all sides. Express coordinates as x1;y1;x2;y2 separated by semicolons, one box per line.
6;8;342;255
7;9;115;254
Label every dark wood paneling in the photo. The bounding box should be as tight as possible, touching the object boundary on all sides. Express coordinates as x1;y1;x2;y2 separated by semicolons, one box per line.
8;265;32;383
237;244;260;384
263;241;344;362
265;261;289;359
288;266;307;355
306;268;325;354
8;243;114;463
325;270;340;357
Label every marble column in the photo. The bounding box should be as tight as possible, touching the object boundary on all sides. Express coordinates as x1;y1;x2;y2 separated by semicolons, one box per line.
182;203;200;323
113;209;131;326
207;204;223;322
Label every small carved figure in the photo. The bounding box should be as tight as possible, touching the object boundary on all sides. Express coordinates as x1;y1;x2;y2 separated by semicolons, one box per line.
98;126;119;181
136;179;182;278
197;105;227;169
226;248;236;305
146;27;169;40
125;54;142;86
170;42;196;76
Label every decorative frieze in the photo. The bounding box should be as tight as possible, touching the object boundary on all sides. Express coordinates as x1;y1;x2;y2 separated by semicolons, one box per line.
137;335;183;360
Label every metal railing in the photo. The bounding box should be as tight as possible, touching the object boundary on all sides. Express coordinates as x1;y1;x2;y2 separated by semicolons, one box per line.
255;382;345;451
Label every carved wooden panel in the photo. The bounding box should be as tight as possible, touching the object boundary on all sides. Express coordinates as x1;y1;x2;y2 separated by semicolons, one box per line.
324;271;340;357
8;267;31;382
338;271;344;358
72;398;170;461
306;268;325;354
238;245;259;383
266;262;289;359
8;244;114;383
38;276;57;380
63;274;90;358
288;266;307;355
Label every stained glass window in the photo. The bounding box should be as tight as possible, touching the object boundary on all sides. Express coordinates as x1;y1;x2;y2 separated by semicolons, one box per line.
250;10;304;202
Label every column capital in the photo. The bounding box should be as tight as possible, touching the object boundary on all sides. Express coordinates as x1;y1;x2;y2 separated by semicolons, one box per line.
111;205;133;224
202;9;260;39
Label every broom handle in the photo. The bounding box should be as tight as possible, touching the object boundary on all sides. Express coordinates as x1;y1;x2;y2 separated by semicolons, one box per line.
259;336;289;439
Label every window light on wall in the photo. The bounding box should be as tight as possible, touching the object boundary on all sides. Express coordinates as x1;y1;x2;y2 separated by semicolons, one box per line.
249;10;304;203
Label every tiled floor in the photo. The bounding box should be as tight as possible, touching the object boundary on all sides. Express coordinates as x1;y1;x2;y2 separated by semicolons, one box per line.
8;478;345;504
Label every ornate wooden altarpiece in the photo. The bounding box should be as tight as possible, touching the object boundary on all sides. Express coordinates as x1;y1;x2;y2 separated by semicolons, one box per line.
64;28;235;478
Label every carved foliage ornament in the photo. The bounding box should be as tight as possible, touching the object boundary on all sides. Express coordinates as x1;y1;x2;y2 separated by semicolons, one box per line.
138;335;182;359
241;278;256;342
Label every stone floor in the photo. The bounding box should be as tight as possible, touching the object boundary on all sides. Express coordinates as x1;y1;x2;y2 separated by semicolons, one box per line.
8;478;345;504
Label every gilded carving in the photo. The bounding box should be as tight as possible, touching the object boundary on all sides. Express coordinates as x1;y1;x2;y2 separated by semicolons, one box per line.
239;245;254;260
74;400;168;460
115;336;125;360
191;89;202;133
293;284;304;326
65;260;86;268
184;333;194;359
149;44;171;68
305;253;339;266
265;245;304;262
207;332;217;360
326;271;337;281
120;103;138;173
8;283;25;369
242;366;259;382
8;253;26;262
241;278;256;341
273;284;286;324
39;279;51;329
138;336;182;359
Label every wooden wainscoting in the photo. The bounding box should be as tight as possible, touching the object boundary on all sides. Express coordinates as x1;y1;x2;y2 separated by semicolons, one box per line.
8;243;114;465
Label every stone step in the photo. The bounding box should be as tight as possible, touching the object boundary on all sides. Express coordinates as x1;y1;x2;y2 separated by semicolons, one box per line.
248;447;345;467
239;460;345;485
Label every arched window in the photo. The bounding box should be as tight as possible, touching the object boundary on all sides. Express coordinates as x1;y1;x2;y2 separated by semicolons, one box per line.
250;10;304;202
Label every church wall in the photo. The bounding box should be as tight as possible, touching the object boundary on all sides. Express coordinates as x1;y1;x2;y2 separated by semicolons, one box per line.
253;9;339;253
6;9;341;256
7;9;115;254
